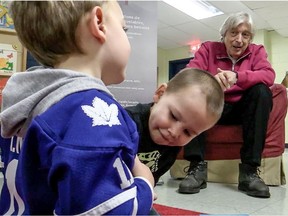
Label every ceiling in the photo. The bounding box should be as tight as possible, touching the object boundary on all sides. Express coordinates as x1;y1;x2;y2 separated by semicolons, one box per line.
157;1;288;50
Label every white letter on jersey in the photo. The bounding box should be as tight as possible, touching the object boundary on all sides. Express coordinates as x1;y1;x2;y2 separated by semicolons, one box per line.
113;157;134;189
4;159;25;215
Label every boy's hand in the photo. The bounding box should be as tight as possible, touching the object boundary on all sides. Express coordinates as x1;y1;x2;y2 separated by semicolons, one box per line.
132;156;157;200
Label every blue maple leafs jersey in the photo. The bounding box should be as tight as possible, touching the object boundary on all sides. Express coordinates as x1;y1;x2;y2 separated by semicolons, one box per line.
0;89;153;215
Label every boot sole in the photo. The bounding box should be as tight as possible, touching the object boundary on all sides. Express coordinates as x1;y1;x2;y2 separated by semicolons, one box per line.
178;182;207;194
238;185;271;198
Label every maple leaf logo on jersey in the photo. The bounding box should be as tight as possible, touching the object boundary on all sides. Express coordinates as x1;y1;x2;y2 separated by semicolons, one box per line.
81;97;121;127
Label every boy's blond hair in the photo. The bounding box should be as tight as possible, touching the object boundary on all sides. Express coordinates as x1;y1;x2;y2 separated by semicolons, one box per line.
10;1;110;67
166;68;224;119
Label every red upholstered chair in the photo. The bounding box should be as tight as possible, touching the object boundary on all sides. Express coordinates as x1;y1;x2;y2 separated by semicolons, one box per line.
170;83;287;185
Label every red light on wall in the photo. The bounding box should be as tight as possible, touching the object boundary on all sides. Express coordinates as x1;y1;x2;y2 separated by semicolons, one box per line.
189;39;202;55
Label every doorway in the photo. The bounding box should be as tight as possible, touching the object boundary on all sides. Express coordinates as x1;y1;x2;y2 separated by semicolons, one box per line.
169;57;193;80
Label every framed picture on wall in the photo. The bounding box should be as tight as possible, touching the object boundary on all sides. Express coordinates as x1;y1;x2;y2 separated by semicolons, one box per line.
0;30;26;74
0;1;26;74
0;43;18;76
0;2;15;32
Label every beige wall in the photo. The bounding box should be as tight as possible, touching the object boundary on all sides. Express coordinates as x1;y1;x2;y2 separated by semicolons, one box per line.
157;30;288;142
268;31;288;143
157;46;190;85
269;31;288;83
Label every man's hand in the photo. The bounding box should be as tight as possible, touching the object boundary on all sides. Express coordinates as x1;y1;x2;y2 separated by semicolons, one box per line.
214;68;237;91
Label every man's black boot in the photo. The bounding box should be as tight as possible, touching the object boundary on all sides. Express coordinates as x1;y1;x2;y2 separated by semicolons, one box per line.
178;161;207;194
238;163;270;198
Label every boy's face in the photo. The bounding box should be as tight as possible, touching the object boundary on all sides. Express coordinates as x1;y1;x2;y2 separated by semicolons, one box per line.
149;84;217;147
101;2;131;85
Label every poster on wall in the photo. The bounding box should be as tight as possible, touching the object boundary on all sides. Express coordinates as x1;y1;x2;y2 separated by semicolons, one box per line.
0;1;14;30
108;1;157;107
0;43;17;75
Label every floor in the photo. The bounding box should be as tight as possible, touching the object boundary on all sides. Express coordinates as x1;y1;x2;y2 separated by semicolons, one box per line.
0;150;287;215
154;149;288;216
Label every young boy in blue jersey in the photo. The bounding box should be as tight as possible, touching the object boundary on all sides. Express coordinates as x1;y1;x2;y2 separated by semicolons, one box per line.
126;68;224;184
0;1;155;215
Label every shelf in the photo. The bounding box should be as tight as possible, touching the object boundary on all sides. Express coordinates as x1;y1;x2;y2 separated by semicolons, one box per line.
0;28;16;35
0;72;13;77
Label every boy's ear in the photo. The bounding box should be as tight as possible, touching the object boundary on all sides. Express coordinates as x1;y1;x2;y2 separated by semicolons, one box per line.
153;83;167;103
89;6;106;43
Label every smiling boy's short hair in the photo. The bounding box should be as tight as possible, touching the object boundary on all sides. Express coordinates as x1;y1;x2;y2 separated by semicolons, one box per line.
167;68;224;119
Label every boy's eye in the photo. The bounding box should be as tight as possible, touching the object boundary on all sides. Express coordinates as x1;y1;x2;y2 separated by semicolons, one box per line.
123;26;128;32
184;129;190;137
170;112;177;120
